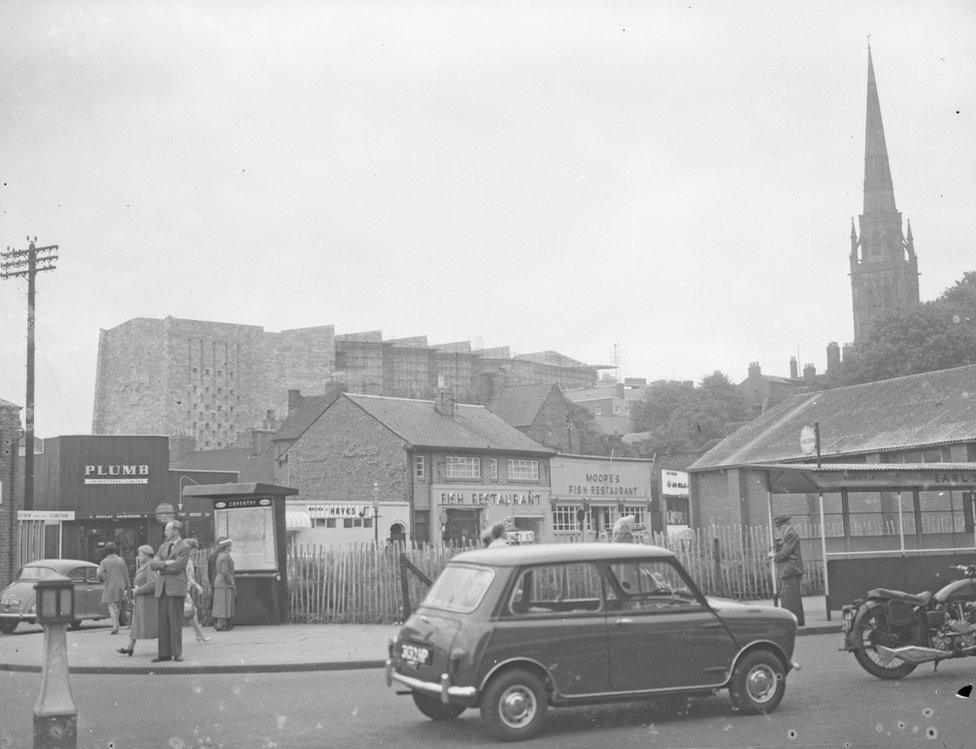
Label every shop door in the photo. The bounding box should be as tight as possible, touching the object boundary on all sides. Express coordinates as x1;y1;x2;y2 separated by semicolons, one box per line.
443;509;481;547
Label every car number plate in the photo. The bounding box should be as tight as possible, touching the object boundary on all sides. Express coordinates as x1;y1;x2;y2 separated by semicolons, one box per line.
401;643;432;665
841;611;853;632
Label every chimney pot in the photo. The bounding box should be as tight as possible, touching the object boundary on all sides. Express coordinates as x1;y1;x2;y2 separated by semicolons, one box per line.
287;389;301;411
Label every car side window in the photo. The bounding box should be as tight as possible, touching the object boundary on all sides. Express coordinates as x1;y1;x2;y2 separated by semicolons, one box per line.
86;568;101;584
68;567;88;583
508;563;603;616
605;560;701;612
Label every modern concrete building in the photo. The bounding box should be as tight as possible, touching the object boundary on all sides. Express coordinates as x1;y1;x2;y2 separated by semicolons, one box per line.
92;317;599;449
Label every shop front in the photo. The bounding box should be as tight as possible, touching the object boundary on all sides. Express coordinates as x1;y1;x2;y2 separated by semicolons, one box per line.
17;435;235;566
285;500;412;546
549;455;654;541
430;485;551;546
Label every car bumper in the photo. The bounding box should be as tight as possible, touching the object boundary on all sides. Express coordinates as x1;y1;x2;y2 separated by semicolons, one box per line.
385;660;478;704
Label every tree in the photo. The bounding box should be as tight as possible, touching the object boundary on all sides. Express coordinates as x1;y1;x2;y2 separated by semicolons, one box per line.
568;404;610;456
843;270;976;385
631;372;747;456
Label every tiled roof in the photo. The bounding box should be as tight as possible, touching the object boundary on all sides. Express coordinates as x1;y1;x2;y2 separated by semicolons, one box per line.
344;393;554;455
486;384;558;428
689;365;976;471
274;395;336;441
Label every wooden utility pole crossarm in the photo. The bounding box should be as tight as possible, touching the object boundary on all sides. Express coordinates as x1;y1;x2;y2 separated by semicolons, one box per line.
1;237;59;512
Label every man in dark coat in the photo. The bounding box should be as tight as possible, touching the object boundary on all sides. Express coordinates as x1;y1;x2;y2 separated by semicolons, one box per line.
771;514;805;626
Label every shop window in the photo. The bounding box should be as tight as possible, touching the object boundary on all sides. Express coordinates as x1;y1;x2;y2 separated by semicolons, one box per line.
508;459;539;481
445;455;481;479
414;455;426;480
364;518;373;528
553;505;587;532
623;504;645;528
594;407;602;416
327;518;336;528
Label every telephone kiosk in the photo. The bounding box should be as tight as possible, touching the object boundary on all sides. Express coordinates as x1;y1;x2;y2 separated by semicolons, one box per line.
181;482;297;625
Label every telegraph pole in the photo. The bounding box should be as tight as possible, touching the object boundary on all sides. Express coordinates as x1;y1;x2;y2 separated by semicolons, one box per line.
1;237;59;511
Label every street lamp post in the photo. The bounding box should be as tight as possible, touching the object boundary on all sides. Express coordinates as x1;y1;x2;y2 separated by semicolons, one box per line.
33;573;77;749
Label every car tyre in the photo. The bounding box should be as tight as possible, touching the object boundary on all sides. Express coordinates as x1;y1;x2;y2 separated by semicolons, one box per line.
68;620;82;631
0;620;18;634
411;691;465;721
728;650;786;715
481;668;548;742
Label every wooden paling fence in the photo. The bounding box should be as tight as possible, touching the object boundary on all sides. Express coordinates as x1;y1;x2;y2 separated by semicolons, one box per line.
285;524;827;625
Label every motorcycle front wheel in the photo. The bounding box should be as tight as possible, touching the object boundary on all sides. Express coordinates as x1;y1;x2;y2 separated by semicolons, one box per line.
851;609;917;680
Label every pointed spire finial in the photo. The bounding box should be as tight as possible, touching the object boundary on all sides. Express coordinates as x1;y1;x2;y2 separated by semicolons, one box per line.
867;34;871;50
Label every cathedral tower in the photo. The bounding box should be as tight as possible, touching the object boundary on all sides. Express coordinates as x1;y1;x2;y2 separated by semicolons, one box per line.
849;47;920;341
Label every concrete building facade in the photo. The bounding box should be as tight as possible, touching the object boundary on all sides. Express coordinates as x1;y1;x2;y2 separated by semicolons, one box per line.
93;317;599;448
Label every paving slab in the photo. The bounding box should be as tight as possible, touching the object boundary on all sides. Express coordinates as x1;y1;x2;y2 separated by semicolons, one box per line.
0;596;837;674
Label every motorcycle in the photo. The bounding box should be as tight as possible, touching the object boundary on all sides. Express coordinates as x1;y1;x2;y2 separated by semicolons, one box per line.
841;564;976;679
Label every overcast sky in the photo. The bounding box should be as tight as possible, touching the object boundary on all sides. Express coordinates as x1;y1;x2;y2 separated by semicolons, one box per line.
1;1;974;438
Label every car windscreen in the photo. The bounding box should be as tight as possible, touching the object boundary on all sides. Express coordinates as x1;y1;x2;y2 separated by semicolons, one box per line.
422;564;495;614
17;565;59;582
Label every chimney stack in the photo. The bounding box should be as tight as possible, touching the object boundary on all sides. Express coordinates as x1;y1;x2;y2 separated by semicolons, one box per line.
789;356;798;380
288;389;302;412
748;361;761;379
434;374;455;416
826;342;841;376
803;363;817;381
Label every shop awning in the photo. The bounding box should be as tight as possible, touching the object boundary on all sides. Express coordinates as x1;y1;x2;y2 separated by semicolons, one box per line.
285;511;312;530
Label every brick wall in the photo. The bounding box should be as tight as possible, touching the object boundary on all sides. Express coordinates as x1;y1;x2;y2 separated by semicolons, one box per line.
525;389;573;452
282;396;409;507
0;401;22;588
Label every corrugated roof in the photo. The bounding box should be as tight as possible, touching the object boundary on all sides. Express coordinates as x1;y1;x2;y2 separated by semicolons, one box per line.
344;393;554;455
689;365;976;471
486;383;558;428
274;395;336;441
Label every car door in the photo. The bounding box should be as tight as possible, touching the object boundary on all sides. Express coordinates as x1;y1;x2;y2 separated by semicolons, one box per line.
487;562;610;697
85;567;105;618
604;558;738;692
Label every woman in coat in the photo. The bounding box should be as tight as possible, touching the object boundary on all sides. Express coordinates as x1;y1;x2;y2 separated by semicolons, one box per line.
118;545;158;656
212;537;236;631
97;542;131;634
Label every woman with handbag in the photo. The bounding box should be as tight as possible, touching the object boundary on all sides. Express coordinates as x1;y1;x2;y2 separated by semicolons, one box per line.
184;538;211;643
117;545;158;656
212;537;236;631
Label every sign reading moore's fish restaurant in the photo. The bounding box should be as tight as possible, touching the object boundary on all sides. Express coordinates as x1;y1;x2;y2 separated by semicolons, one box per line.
549;455;653;503
83;464;150;485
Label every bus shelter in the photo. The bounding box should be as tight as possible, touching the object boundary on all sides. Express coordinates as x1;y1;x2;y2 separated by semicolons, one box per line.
753;462;976;620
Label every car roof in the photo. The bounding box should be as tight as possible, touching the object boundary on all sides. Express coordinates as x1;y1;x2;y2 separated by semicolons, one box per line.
21;559;97;572
450;543;675;567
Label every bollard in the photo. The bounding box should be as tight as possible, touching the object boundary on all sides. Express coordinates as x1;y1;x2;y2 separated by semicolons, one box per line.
32;574;77;749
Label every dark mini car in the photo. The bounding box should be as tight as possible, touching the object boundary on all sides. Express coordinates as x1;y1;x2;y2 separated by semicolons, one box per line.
386;543;798;741
0;559;116;633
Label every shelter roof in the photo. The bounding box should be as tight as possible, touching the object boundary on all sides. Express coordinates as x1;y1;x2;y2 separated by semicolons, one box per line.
689;365;976;471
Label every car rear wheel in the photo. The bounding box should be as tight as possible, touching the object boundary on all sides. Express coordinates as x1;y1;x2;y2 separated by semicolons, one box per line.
0;620;18;634
68;620;82;631
728;650;786;714
481;668;548;742
411;692;465;721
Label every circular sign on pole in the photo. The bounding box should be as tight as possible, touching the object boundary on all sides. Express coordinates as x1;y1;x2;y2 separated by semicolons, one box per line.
799;425;816;456
154;502;176;524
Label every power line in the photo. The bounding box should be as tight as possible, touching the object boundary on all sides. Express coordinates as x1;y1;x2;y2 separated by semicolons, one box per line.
1;237;59;510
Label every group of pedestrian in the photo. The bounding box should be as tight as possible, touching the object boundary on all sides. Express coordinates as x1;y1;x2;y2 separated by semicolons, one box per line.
98;520;236;661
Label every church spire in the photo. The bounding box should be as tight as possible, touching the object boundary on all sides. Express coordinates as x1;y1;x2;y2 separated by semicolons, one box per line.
863;46;897;214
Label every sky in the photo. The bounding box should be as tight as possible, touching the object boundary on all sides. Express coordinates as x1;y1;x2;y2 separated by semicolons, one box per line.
1;1;974;438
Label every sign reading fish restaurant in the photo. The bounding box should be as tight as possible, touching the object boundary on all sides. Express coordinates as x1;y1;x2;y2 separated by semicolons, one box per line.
83;464;150;485
432;487;547;506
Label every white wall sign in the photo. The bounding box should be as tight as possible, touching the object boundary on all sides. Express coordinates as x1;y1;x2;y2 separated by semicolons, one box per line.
306;504;377;518
17;510;75;522
83;464;150;485
661;469;689;497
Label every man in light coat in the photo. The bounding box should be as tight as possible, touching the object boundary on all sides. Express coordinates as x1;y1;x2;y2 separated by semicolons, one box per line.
150;520;191;662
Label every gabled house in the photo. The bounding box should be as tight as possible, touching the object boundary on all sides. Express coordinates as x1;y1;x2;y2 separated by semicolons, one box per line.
276;386;556;546
486;383;576;452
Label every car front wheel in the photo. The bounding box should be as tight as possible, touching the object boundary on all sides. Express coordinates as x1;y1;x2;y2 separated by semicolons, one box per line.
728;650;786;714
481;668;548;742
411;691;465;721
0;620;18;634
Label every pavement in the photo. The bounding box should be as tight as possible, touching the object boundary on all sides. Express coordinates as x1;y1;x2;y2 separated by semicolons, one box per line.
0;595;837;675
